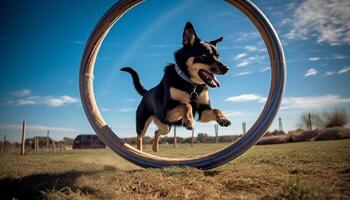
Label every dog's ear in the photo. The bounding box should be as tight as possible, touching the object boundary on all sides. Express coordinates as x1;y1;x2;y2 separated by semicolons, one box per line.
182;21;198;47
209;37;223;46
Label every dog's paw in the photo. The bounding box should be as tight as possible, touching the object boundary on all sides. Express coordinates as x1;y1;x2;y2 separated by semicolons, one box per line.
217;118;231;127
182;118;194;130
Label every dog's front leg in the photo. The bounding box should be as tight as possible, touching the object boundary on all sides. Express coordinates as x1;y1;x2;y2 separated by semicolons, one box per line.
200;108;231;127
166;103;194;130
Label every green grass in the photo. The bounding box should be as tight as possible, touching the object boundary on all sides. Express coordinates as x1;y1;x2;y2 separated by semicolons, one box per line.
0;140;349;199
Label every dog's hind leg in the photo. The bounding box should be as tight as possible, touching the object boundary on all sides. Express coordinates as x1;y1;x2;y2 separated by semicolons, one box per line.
136;103;153;151
136;116;152;151
151;117;170;152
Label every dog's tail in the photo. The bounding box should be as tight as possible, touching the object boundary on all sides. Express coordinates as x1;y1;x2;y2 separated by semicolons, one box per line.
120;67;147;96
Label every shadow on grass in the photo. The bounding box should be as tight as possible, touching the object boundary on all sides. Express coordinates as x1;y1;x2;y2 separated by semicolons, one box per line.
0;166;117;200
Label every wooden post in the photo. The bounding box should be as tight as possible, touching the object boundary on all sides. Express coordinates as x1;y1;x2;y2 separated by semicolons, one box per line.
61;143;64;153
242;122;247;134
279;117;283;132
53;141;56;153
21;121;26;155
36;137;39;154
215;124;219;143
191;129;194;147
34;137;38;154
46;130;50;151
173;126;177;148
3;135;6;153
307;113;312;131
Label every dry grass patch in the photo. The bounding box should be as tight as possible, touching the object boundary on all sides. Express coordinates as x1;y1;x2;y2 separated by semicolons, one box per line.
0;140;349;199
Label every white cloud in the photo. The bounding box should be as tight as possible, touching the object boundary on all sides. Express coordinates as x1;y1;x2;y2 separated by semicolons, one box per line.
0;124;79;132
237;61;250;67
226;94;350;110
12;89;31;97
236;55;267;68
235;32;260;41
281;95;350;110
234;53;247;60
244;45;266;52
286;0;350;46
245;45;258;51
119;108;136;112
324;71;335;77
332;54;346;60
323;67;350;76
226;94;265;102
9;95;79;107
235;71;252;76
16;96;38;105
46;96;79;107
304;68;318;77
259;67;270;72
308;57;320;61
338;67;350;74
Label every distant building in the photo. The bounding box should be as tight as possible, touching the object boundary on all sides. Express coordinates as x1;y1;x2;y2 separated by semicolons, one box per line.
73;134;106;149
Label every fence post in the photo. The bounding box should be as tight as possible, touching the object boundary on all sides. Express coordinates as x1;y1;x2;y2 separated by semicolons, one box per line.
242;122;247;134
53;141;56;153
3;135;6;153
46;130;50;151
307;113;312;131
21;121;26;155
279;117;283;132
191;129;194;147
34;137;38;154
61;143;64;153
173;126;177;148
215;124;219;143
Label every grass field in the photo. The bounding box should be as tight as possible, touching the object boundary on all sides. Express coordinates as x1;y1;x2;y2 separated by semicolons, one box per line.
0;140;349;200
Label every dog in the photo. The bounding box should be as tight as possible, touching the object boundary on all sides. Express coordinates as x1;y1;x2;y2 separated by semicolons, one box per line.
121;21;231;152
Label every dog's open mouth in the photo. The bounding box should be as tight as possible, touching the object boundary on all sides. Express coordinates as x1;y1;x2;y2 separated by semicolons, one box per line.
198;69;221;88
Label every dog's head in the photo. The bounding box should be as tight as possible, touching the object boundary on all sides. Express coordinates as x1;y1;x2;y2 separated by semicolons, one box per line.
175;22;229;88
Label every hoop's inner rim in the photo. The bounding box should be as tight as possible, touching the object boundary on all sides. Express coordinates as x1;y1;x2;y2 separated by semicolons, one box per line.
80;0;284;164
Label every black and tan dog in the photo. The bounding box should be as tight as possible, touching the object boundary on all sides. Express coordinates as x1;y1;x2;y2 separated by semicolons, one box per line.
121;22;231;152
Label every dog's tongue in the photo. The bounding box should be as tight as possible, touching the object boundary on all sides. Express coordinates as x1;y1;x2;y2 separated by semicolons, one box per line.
213;76;221;87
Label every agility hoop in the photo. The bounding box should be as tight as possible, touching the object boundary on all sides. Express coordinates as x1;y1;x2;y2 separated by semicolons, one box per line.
79;0;286;170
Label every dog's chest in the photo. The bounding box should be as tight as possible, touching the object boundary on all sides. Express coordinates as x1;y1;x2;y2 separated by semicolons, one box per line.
169;87;209;104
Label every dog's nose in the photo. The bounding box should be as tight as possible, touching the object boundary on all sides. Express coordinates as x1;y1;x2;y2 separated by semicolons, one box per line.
222;65;229;74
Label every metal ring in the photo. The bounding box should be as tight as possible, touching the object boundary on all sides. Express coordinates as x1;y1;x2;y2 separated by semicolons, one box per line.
79;0;286;170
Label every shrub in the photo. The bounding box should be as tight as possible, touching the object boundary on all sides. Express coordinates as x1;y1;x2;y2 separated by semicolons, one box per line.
297;109;349;130
264;129;285;136
313;127;350;141
322;109;349;128
288;130;320;143
297;112;323;130
197;133;209;143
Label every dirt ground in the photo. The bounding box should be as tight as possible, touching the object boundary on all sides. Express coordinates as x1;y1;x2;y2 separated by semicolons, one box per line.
0;140;349;200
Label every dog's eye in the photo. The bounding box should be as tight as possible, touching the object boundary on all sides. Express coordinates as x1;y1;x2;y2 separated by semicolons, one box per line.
199;54;213;63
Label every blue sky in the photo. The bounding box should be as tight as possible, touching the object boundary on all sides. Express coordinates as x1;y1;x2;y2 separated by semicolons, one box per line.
1;0;349;142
